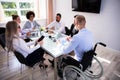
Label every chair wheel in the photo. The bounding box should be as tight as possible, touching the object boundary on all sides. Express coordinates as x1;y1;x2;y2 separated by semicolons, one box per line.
63;65;87;80
39;64;44;69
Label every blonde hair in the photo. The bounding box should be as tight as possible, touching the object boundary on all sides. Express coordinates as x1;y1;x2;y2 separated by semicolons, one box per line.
5;21;18;52
76;15;86;26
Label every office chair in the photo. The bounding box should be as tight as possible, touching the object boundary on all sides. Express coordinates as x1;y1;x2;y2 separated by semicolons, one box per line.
0;27;5;35
0;33;6;50
0;33;10;66
14;51;48;80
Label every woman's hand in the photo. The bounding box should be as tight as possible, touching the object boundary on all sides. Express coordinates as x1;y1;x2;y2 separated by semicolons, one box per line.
38;40;43;46
26;32;31;37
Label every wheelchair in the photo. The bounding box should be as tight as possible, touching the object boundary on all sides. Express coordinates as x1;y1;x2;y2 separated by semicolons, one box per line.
57;42;106;80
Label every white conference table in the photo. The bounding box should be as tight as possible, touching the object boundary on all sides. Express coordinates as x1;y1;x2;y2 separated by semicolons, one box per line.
31;31;68;80
42;37;62;80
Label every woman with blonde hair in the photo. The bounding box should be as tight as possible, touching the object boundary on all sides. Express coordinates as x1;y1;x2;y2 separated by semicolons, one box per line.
12;14;32;42
5;21;47;67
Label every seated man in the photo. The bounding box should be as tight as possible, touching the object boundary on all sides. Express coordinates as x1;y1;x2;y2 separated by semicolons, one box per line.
46;13;66;34
65;15;79;37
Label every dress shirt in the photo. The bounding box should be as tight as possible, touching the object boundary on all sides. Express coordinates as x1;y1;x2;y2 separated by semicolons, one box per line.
29;20;34;29
19;31;27;39
13;36;40;57
61;28;93;61
18;25;27;39
47;20;65;33
22;20;40;34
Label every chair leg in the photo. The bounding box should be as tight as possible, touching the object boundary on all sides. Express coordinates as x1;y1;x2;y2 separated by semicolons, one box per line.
32;67;35;80
20;64;35;80
44;65;48;77
7;52;9;66
39;61;48;78
20;64;22;74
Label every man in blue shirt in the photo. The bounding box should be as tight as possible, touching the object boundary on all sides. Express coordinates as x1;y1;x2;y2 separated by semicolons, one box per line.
61;15;93;61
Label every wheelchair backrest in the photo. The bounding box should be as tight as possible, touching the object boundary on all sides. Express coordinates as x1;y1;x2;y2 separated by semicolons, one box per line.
81;42;106;71
81;50;96;71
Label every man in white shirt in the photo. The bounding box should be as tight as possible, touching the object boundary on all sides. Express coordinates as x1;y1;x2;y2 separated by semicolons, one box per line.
46;13;65;34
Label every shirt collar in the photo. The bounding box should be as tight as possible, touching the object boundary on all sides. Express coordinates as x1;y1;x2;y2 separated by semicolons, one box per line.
14;34;19;38
28;20;34;23
78;28;86;32
55;20;62;24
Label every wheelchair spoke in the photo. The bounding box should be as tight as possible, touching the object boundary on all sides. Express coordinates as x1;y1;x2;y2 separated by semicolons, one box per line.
63;65;87;80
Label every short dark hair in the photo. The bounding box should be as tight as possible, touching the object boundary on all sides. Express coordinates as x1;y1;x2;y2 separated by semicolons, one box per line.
26;11;35;19
56;13;61;18
74;15;78;18
12;15;19;20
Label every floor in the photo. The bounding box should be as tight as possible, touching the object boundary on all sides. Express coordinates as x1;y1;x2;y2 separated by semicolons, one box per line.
0;45;120;80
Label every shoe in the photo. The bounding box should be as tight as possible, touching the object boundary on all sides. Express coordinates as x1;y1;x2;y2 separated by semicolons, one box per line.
41;57;46;61
48;59;54;67
39;63;48;69
44;64;48;68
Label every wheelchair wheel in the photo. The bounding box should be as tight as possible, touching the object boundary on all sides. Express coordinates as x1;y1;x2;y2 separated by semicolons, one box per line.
84;56;103;79
63;65;88;80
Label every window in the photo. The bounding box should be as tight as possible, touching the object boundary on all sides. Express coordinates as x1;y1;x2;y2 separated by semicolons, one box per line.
19;2;34;16
0;0;47;22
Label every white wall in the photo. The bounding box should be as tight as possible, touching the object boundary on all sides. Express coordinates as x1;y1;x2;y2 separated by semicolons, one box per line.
53;0;120;51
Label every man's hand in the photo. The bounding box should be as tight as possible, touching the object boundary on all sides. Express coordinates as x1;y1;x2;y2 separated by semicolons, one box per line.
66;36;71;41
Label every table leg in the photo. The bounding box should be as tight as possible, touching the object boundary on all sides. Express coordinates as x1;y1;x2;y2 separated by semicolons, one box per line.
54;58;57;80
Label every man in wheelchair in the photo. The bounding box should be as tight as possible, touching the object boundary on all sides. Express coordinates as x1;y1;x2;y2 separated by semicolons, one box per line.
56;15;94;79
57;42;105;80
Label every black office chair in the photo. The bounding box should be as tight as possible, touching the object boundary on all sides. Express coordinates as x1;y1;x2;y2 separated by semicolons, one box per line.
14;51;28;66
14;51;48;79
0;27;5;35
0;33;6;50
0;33;10;66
